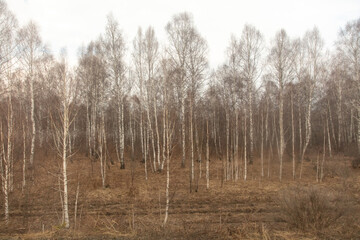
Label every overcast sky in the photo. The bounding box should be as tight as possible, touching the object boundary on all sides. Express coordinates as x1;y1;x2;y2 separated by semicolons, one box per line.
6;0;360;68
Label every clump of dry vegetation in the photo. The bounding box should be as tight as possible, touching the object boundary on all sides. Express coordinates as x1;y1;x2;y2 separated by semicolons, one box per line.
277;186;345;232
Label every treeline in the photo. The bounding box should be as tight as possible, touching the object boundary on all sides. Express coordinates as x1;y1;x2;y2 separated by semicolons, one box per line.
0;0;359;227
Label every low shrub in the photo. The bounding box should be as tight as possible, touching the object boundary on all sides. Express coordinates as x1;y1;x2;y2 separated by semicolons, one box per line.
351;158;360;168
277;186;345;231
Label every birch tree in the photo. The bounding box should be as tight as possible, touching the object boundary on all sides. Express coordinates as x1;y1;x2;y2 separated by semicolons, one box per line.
166;12;193;168
239;24;264;165
52;55;78;229
299;27;324;178
336;18;360;156
267;29;294;181
17;21;44;168
103;14;127;169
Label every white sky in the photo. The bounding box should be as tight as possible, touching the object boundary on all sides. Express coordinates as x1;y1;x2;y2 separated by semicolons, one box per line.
6;0;360;68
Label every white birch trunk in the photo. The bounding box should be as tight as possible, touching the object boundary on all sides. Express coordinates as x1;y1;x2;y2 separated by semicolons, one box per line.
235;110;239;181
154;96;161;171
206;120;209;189
189;97;194;192
225;110;230;181
279;87;284;181
29;76;36;166
181;98;186;168
291;91;295;179
244;109;247;181
22;122;26;192
62;83;70;229
326;111;332;158
261;108;264;178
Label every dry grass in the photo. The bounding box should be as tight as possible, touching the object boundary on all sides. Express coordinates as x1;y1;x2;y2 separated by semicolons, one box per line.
1;151;360;239
277;185;347;232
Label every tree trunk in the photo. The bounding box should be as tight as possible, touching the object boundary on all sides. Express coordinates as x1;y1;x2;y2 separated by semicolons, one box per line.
279;88;284;181
154;95;161;170
62;86;70;229
206;120;209;189
120;103;125;169
321;120;326;182
298;103;302;161
244;108;247;181
261;108;264;178
181;98;186;168
30;76;36;167
300;90;312;179
189;97;194;192
22;122;26;193
291;90;295;179
249;90;254;165
326;111;332;158
235;110;239;181
226;110;230;181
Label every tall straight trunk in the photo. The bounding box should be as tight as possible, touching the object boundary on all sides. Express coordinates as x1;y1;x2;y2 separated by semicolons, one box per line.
268;137;272;178
291;91;295;179
144;126;148;179
130;112;135;186
244;108;247;181
316;151;320;182
86;101;91;158
231;124;234;181
99;113;106;188
181;98;186;168
29;77;35;167
163;106;170;227
326;111;332;158
161;102;166;171
328;100;337;149
298;103;302;160
213;110;218;159
225;110;230;181
154;96;161;170
349;108;354;143
249;90;254;165
140;81;145;164
206;120;209;189
62;82;70;229
189;97;194;192
22;122;26;192
1;123;9;224
195;115;202;179
120;103;125;169
91;101;97;158
140;110;144;162
279;89;284;181
7;95;13;192
261;108;264;178
321;120;326;182
337;93;343;149
357;110;360;156
265;98;269;177
356;61;360;156
300;92;312;179
146;102;156;172
235;110;239;181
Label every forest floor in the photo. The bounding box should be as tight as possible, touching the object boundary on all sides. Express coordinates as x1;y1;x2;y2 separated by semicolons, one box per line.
0;149;360;239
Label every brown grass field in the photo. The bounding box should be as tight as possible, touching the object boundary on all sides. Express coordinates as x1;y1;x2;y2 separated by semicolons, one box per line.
0;149;360;239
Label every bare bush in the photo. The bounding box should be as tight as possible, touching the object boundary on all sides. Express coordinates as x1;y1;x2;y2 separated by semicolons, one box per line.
351;158;360;169
277;186;345;231
325;160;350;179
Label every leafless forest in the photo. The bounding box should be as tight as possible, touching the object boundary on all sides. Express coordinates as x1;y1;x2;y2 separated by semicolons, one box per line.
0;1;360;239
